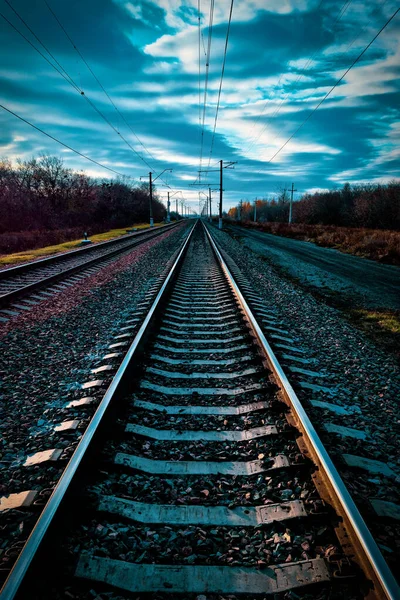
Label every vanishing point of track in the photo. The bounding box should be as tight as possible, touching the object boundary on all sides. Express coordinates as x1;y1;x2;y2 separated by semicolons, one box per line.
1;220;398;599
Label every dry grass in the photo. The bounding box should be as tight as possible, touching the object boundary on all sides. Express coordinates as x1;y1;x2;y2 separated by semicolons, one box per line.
241;222;400;265
0;222;163;265
353;309;400;335
350;309;400;358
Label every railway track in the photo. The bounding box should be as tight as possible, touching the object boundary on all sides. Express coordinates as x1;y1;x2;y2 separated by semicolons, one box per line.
0;222;179;319
1;220;398;600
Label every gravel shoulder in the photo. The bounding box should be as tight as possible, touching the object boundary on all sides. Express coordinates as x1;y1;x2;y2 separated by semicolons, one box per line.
210;224;400;570
0;223;190;580
228;225;400;311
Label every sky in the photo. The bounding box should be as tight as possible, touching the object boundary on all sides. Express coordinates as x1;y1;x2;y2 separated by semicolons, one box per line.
0;0;399;213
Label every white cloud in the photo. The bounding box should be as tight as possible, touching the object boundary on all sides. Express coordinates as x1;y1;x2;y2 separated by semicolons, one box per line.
144;26;222;75
177;173;196;180
0;69;36;81
306;186;330;194
142;0;315;30
122;2;153;27
143;61;179;74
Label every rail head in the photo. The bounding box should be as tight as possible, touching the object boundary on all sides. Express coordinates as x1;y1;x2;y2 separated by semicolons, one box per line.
0;221;196;600
203;221;399;600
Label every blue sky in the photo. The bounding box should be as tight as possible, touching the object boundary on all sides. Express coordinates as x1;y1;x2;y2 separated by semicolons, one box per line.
0;0;399;212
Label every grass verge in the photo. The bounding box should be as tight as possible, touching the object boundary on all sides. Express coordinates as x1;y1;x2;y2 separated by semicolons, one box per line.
351;309;400;335
0;223;164;266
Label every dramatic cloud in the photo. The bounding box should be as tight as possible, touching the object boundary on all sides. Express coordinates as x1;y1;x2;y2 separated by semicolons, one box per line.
0;0;399;212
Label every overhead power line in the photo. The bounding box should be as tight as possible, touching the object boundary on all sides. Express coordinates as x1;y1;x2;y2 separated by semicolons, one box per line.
0;102;129;177
3;0;78;90
205;0;234;173
0;10;80;92
243;0;327;145
243;0;353;157
43;0;159;167
1;1;168;179
198;0;215;178
263;6;400;167
198;0;202;131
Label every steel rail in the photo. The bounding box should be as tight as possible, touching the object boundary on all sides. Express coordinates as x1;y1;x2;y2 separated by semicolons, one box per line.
0;221;196;600
204;221;400;600
0;223;180;308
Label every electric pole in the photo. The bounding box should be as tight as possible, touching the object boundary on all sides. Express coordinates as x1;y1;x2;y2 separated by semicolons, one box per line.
238;199;243;222
193;160;235;229
141;168;172;227
254;199;257;222
167;191;171;223
219;159;223;230
289;182;297;225
149;171;153;227
209;187;212;222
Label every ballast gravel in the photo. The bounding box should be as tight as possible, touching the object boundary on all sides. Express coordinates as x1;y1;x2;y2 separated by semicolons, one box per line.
209;224;400;568
72;519;336;567
116;437;298;462
124;409;286;431
93;470;319;506
0;223;190;582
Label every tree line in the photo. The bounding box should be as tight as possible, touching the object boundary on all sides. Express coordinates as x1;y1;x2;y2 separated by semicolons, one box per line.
0;155;167;252
228;181;400;230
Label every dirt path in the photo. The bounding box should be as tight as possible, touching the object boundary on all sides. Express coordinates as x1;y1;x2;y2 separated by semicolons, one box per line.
228;226;400;311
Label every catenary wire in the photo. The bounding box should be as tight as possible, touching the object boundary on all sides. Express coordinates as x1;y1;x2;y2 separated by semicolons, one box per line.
198;0;202;132
204;0;234;174
0;102;129;177
243;0;327;144
3;0;79;91
1;4;169;180
43;0;160;167
243;0;353;157
198;0;215;180
258;6;400;168
0;11;80;92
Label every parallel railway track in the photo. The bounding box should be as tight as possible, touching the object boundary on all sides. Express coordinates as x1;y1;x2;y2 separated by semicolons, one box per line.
0;220;398;599
0;222;179;317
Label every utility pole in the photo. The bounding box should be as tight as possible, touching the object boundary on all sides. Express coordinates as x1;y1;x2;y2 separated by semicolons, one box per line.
209;187;212;222
219;159;223;229
167;191;171;223
254;199;257;222
289;182;297;224
141;168;172;227
193;160;235;229
149;171;153;227
238;199;243;222
176;197;178;218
